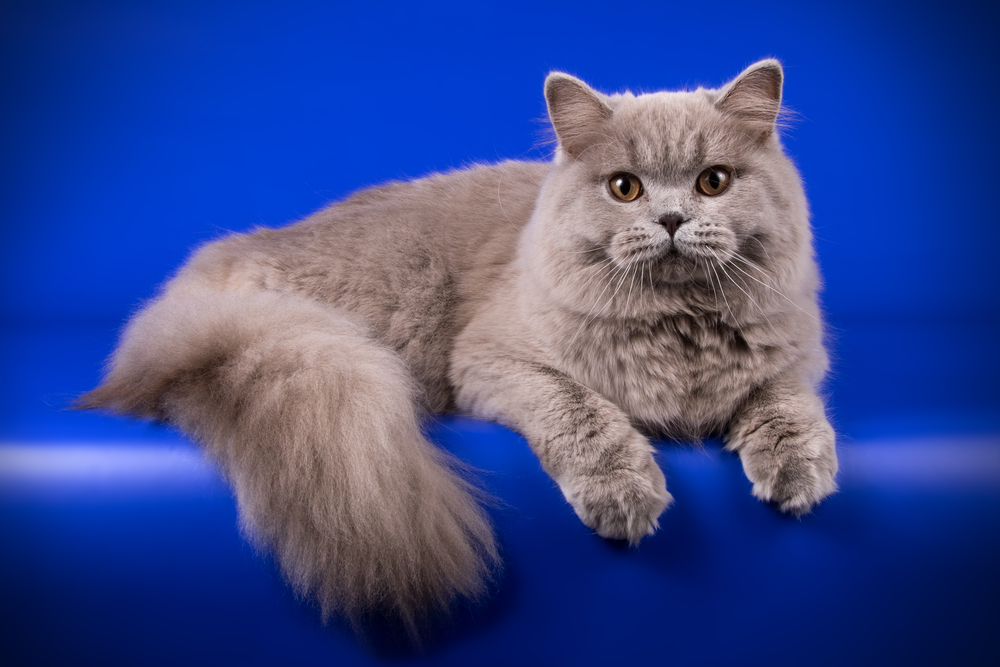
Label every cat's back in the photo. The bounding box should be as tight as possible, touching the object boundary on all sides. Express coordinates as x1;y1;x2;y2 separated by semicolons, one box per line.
307;159;549;284
185;160;547;294
174;160;550;407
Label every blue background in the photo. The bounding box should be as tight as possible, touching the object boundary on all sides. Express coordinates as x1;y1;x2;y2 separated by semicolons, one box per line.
1;0;998;665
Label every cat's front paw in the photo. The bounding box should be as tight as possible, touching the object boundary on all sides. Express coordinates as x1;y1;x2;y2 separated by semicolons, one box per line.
730;410;838;515
557;439;672;545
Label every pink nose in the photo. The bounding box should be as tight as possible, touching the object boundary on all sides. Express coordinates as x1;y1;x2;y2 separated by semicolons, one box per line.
657;213;685;238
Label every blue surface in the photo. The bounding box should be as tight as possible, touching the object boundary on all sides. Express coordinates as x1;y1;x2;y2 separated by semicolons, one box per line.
2;0;999;665
2;413;999;665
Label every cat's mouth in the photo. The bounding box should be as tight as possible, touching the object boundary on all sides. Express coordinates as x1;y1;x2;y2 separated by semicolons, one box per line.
637;237;710;283
602;233;723;285
653;247;701;283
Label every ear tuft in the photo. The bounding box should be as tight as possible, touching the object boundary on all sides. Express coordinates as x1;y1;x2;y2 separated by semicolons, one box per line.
715;59;784;135
544;73;613;158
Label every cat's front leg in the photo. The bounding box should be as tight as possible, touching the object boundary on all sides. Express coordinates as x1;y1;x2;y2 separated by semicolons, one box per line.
726;377;838;515
452;355;671;544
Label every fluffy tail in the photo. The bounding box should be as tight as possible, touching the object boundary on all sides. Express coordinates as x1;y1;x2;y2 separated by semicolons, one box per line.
79;284;498;636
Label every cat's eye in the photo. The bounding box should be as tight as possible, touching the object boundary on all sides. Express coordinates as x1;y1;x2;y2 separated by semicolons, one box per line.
608;173;644;202
696;166;732;196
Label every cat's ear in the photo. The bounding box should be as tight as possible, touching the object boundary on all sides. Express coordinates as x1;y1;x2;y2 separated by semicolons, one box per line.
715;59;783;136
545;73;614;158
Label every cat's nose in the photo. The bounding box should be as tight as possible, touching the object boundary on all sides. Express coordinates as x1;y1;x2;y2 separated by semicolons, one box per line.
657;213;685;238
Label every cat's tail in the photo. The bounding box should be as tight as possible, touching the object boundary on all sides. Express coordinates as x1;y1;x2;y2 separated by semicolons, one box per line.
78;284;498;637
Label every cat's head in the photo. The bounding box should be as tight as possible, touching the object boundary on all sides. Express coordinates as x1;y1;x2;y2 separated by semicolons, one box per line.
522;60;818;322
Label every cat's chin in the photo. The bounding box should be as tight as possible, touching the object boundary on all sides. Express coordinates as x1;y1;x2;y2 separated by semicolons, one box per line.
652;252;702;285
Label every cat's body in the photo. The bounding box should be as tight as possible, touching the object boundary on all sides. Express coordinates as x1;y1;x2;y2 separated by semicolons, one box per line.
178;160;546;414
82;60;837;635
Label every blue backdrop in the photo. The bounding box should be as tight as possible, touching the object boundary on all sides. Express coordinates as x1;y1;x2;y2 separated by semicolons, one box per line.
1;1;998;665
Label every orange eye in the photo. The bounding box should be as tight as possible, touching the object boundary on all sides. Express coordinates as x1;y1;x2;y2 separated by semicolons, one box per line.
608;173;643;202
696;166;732;196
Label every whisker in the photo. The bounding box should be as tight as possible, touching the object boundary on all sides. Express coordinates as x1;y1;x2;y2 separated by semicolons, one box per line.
563;259;628;350
708;260;742;339
586;256;618;274
728;254;775;289
729;254;821;323
589;261;627;314
605;260;633;315
637;262;646;309
625;264;638;316
745;235;777;269
560;245;612;256
710;250;775;331
729;251;772;282
703;258;719;313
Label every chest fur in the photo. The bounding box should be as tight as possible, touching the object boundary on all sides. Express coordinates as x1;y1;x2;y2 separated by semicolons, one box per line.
554;313;790;436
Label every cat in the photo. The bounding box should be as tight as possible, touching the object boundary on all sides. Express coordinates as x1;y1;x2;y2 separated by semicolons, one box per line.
80;59;837;637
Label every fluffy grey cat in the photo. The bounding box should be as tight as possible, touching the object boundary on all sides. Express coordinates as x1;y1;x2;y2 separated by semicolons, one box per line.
81;60;836;635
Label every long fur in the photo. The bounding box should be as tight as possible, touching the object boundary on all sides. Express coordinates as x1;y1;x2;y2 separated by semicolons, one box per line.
82;60;837;637
79;285;497;636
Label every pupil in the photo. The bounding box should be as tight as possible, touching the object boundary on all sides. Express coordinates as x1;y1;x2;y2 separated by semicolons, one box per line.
618;178;631;195
709;172;721;189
